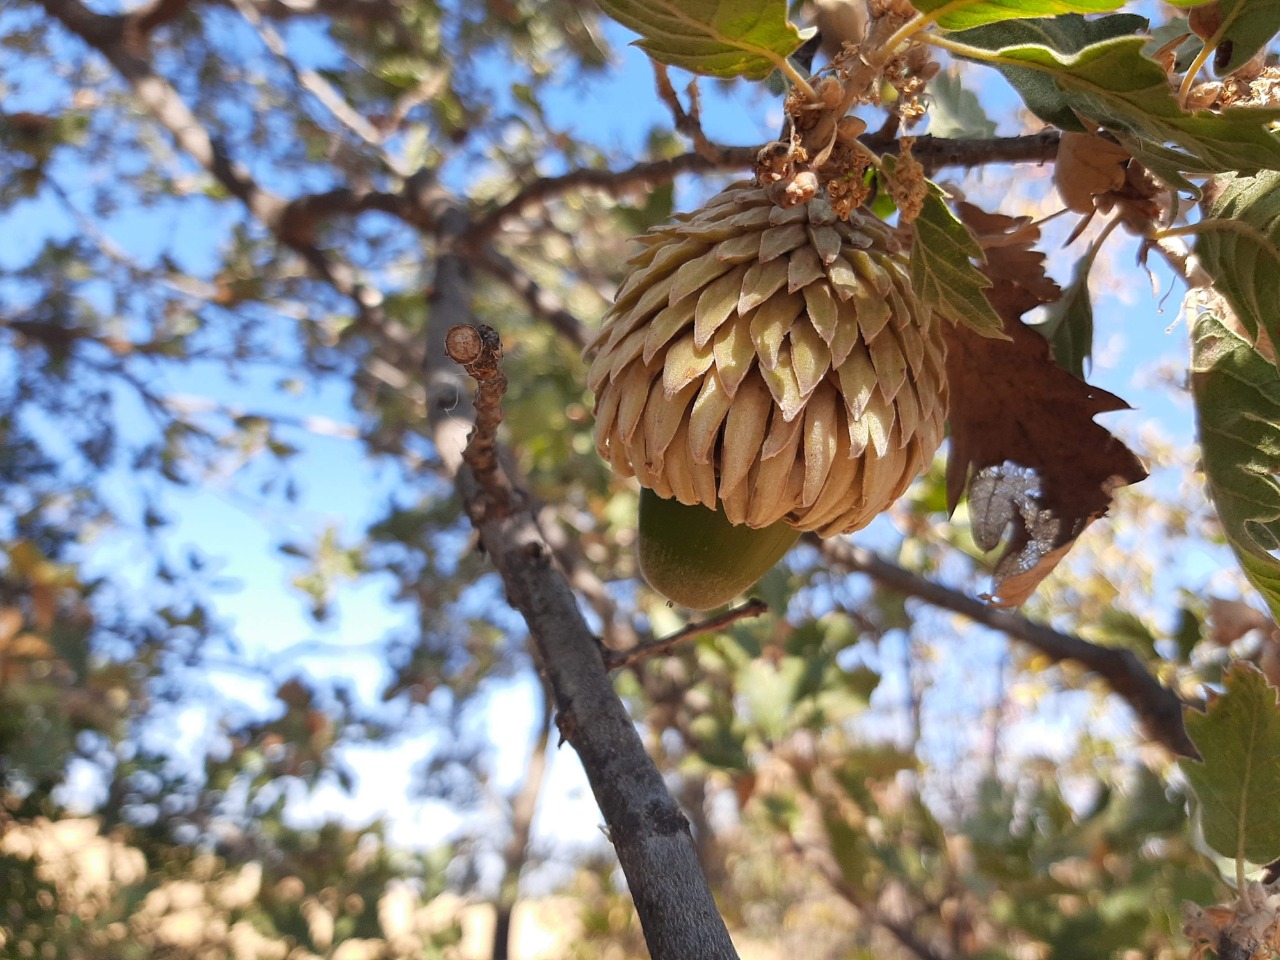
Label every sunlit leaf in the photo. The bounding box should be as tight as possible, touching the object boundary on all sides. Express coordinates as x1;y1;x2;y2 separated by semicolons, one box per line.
903;174;1005;338
948;13;1148;132
912;0;1125;31
1195;170;1280;364
1181;662;1280;864
950;16;1280;187
1190;310;1280;622
592;0;809;80
1031;255;1094;378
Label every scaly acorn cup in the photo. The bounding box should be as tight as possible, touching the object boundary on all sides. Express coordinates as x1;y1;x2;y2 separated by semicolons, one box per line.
587;182;948;602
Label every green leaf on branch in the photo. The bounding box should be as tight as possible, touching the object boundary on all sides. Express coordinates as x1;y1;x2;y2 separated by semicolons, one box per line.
1190;310;1280;622
1181;662;1280;865
1166;0;1280;75
901;171;1005;338
591;0;809;80
948;13;1148;132
949;16;1280;187
1196;170;1280;360
1213;1;1280;76
1031;253;1094;378
925;67;997;138
912;0;1125;31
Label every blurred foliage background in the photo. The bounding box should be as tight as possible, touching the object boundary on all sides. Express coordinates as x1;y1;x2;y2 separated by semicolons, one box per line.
0;0;1273;957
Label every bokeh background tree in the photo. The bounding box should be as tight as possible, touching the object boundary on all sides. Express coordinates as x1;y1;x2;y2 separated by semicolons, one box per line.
1;0;1278;958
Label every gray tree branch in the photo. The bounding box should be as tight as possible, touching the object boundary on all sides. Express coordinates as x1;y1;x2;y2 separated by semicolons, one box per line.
814;536;1198;759
438;322;741;960
38;0;387;328
466;131;1061;246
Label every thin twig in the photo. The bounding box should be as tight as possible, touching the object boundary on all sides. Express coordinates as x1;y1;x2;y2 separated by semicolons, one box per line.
228;0;401;170
604;599;770;671
653;64;730;163
815;536;1198;758
879;130;1061;176
466;150;756;244
38;0;388;329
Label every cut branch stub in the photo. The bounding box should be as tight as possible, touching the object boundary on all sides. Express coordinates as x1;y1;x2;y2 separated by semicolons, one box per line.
445;322;513;514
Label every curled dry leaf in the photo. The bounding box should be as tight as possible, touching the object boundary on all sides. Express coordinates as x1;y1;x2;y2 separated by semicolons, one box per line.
1054;131;1130;214
945;203;1147;607
955;202;1061;310
1208;596;1275;647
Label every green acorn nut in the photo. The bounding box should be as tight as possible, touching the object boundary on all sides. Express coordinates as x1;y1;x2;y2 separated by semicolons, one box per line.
638;486;800;611
587;181;948;606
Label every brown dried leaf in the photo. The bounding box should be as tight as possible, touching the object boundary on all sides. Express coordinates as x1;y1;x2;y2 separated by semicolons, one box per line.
955;202;1062;314
944;221;1146;606
1054;131;1130;214
1208;596;1275;647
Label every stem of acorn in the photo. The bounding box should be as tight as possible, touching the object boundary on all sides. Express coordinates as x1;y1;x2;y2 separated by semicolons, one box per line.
777;56;818;102
877;10;936;62
1177;40;1214;106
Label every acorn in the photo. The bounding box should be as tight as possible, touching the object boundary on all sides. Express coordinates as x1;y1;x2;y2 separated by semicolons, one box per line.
587;182;947;606
637;487;799;611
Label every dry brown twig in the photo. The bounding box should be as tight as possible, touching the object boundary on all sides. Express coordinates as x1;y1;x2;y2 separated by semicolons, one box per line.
443;323;518;516
653;63;733;163
604;599;770;671
814;536;1199;758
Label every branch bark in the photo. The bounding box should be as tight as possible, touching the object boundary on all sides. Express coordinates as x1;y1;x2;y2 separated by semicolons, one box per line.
466;132;1060;245
814;536;1198;759
438;326;741;960
427;162;739;957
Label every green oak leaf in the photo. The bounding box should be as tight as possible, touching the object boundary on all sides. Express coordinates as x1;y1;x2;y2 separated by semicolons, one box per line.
897;166;1004;338
1031;254;1093;379
1196;170;1280;370
925;68;997;138
912;0;1125;31
948;14;1148;132
1212;1;1280;75
1181;662;1280;866
1190;310;1280;623
1166;0;1280;75
950;17;1280;187
592;0;808;80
